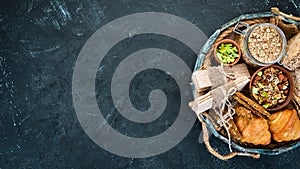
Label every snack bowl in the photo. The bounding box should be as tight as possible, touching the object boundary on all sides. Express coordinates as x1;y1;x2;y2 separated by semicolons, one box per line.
213;39;241;66
249;64;294;111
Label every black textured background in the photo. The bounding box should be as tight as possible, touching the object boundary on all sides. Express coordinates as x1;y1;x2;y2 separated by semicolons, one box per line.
1;0;300;168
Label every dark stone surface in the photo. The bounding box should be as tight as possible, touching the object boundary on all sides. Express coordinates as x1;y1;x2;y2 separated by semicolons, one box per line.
1;0;300;168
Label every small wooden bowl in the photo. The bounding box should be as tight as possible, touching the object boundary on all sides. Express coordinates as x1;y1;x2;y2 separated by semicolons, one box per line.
213;39;241;66
249;65;294;111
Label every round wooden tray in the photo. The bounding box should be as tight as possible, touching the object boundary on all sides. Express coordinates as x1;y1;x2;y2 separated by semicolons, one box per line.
191;8;300;159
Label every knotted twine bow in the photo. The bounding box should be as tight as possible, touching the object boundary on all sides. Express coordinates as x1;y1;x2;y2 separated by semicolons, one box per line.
210;86;237;152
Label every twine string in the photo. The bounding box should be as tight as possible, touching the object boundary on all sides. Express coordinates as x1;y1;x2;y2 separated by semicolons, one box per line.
221;64;236;80
214;87;237;152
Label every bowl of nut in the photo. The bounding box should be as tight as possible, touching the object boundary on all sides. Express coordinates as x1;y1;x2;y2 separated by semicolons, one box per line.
243;23;287;66
249;64;294;111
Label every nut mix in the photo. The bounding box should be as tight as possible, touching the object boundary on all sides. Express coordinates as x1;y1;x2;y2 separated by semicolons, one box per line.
248;25;283;63
251;67;289;109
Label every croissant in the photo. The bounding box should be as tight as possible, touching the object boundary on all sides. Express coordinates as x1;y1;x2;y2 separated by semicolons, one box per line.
269;109;300;142
234;107;271;145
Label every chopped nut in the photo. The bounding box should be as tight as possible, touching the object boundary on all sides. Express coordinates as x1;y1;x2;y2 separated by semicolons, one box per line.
248;25;283;63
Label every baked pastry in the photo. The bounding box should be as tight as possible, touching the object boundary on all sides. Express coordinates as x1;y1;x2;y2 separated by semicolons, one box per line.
282;33;300;70
269;109;300;142
234;106;271;145
291;69;300;97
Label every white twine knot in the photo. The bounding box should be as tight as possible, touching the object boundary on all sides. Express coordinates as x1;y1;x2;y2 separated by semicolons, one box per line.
215;87;237;152
221;63;236;80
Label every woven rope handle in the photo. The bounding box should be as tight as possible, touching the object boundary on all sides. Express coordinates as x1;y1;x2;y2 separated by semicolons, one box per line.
201;120;260;160
271;7;300;21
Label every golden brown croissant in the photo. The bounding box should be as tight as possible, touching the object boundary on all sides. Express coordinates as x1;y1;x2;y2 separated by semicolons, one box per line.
269;109;300;142
234;106;271;145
